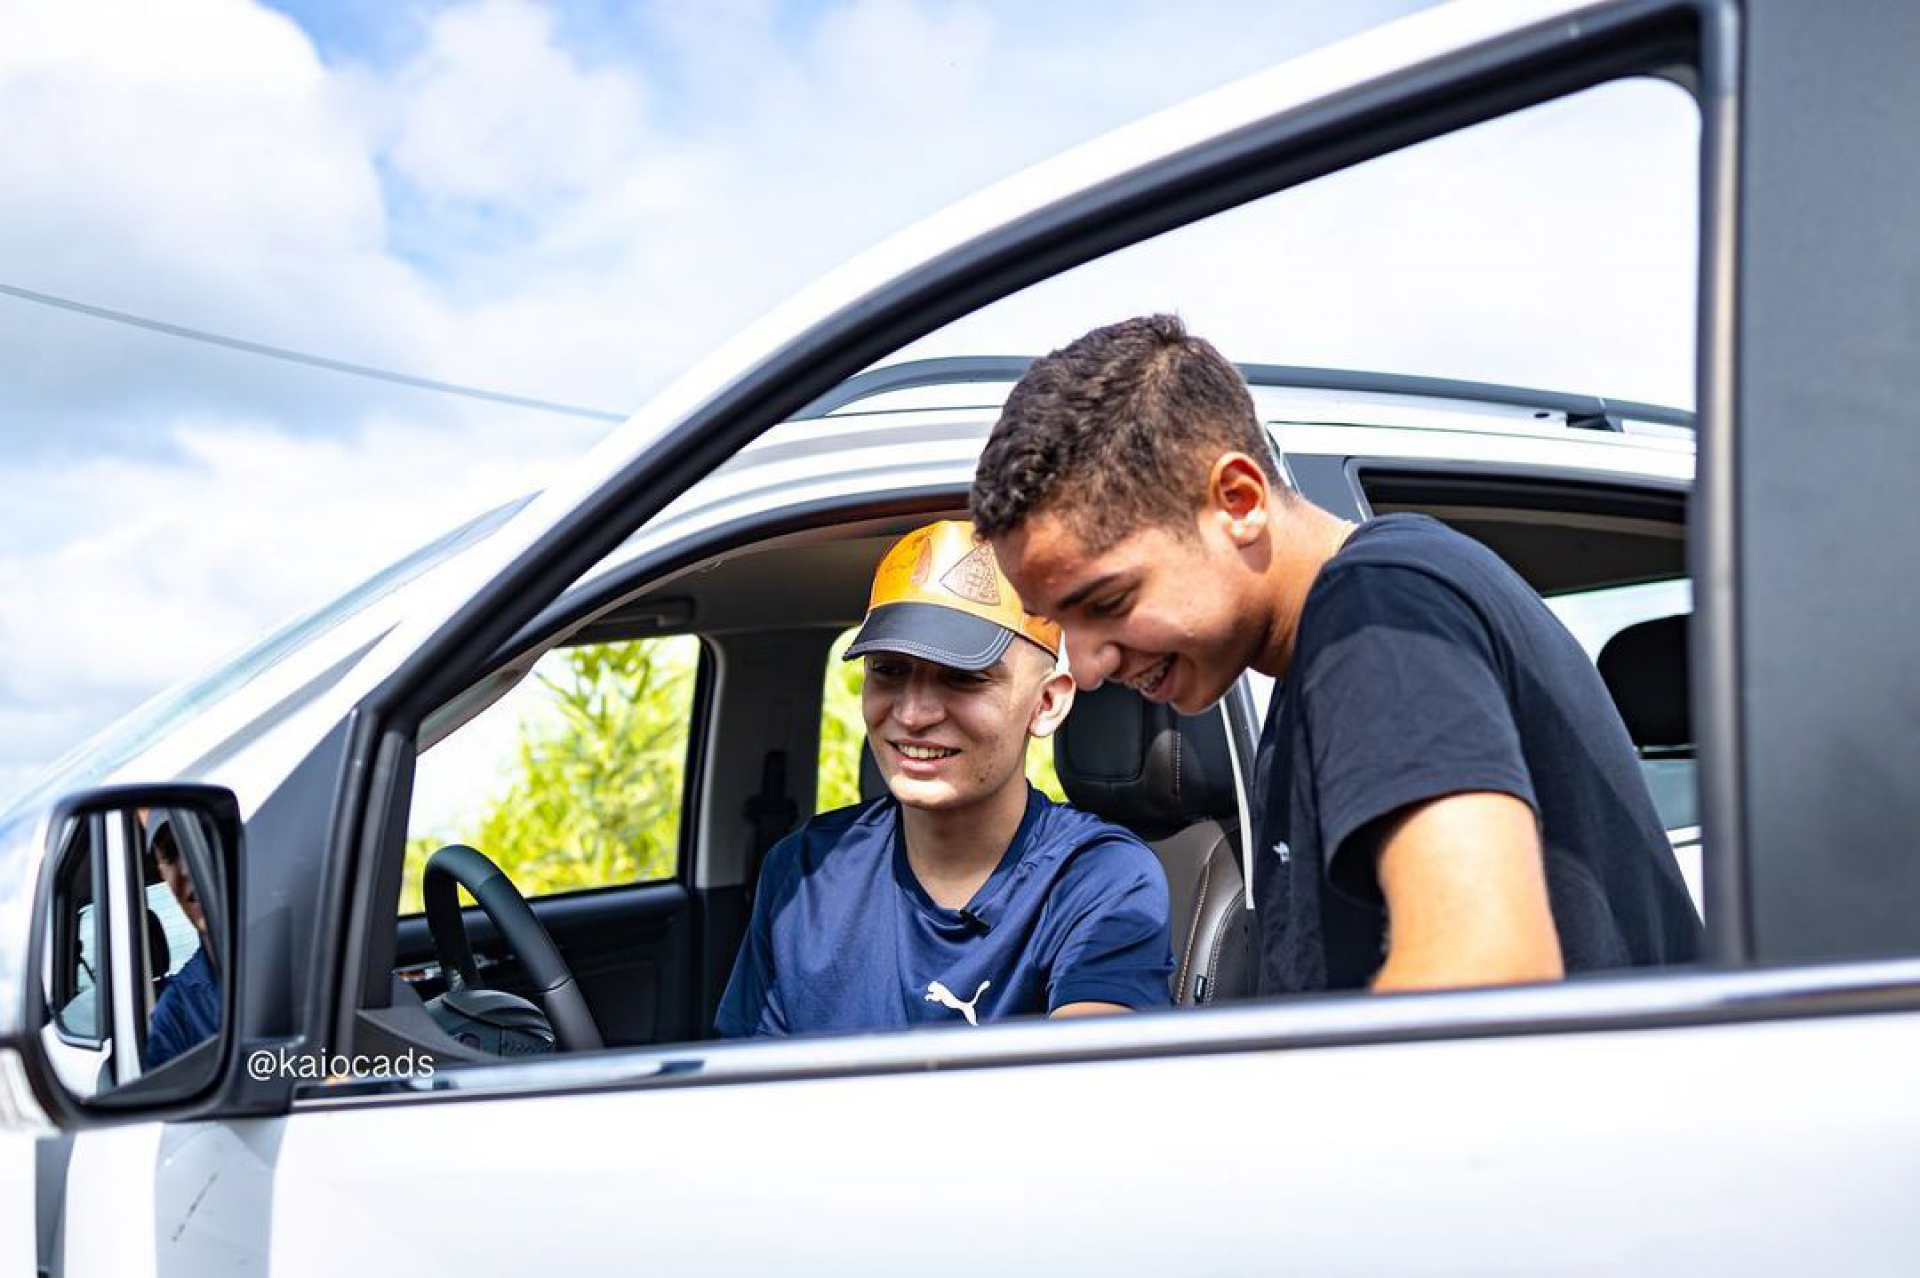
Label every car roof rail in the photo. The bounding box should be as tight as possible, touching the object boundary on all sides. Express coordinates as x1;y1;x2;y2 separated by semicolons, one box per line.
796;356;1694;433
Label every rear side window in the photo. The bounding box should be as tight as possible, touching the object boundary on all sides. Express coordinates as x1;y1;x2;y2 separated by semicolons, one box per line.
1545;578;1696;831
403;636;703;912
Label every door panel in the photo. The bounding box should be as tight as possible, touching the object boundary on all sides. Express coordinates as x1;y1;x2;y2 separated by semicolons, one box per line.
259;1010;1920;1274
393;882;695;1048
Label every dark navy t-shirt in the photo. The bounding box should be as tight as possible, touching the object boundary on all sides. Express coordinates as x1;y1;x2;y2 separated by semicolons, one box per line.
1253;514;1702;993
717;788;1172;1036
145;946;220;1069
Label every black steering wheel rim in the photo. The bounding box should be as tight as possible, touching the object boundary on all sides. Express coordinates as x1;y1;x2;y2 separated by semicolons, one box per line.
421;844;604;1052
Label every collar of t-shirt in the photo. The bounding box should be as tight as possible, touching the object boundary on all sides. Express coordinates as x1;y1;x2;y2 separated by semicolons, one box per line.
890;785;1045;933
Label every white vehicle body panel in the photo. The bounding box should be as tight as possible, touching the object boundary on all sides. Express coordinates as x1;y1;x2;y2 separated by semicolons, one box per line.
135;1010;1904;1274
0;1133;31;1274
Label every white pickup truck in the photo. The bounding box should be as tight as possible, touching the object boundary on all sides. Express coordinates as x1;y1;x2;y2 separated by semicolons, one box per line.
4;1;1919;1273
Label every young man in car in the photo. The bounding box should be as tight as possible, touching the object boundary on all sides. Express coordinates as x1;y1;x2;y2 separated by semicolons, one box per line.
144;812;222;1068
716;518;1173;1035
972;315;1701;994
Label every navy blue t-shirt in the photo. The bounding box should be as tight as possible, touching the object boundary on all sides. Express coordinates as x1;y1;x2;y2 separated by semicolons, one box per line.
1253;514;1702;992
717;788;1172;1036
145;946;221;1069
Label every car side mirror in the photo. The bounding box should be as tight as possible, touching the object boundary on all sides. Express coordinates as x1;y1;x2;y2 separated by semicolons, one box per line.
22;784;243;1122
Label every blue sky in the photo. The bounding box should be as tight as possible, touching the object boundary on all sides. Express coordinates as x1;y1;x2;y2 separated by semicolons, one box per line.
0;0;1697;801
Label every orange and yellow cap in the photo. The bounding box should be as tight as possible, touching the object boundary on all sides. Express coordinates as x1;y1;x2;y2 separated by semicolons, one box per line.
844;520;1062;670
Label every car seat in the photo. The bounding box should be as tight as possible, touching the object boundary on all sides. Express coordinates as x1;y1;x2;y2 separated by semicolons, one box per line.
146;907;171;1001
1597;613;1691;754
1055;683;1255;1007
859;742;888;803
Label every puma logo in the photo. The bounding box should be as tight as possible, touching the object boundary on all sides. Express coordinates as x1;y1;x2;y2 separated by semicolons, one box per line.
925;979;991;1026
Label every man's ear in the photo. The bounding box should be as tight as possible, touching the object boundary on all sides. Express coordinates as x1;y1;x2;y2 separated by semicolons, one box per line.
1206;452;1272;548
1027;667;1077;739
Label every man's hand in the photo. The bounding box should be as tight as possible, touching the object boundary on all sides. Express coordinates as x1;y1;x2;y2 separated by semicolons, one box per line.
1370;791;1563;992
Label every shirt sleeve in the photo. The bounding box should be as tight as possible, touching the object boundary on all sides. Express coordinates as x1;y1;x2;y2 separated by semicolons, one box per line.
1298;562;1538;906
713;837;796;1038
1045;837;1174;1011
144;983;188;1070
143;949;219;1070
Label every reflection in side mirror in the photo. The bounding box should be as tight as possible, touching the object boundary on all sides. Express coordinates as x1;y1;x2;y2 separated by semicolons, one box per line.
33;786;242;1115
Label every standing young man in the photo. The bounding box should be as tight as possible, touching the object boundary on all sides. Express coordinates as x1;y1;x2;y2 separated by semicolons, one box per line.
972;316;1700;994
716;519;1172;1036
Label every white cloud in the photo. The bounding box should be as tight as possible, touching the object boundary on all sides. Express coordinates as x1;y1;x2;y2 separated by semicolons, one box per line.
0;0;449;447
902;77;1699;408
0;0;1708;795
0;0;1454;448
380;0;651;209
0;405;590;790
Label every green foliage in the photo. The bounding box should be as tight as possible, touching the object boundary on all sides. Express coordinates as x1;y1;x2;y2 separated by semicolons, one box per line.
1029;729;1066;803
815;630;869;812
815;628;1065;814
401;638;698;915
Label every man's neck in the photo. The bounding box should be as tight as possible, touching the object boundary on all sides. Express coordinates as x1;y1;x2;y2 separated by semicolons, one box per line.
1253;497;1358;681
899;777;1031;910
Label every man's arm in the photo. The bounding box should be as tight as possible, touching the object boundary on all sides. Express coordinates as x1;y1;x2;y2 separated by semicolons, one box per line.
1051;1001;1131;1018
1369;791;1563;992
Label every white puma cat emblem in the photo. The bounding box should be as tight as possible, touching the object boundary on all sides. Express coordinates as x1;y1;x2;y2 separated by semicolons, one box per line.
925;979;992;1027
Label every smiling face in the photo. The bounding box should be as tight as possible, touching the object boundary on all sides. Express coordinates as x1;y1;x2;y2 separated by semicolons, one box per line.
862;640;1072;813
996;497;1275;715
153;828;206;935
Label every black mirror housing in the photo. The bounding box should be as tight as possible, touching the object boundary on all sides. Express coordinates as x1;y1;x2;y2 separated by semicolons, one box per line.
19;783;245;1128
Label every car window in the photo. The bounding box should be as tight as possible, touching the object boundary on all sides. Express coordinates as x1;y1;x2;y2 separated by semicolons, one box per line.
346;58;1709;1073
817;626;1064;813
1544;579;1695;832
402;635;702;912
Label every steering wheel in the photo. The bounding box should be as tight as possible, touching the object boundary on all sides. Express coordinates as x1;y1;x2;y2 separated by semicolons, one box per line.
421;844;604;1052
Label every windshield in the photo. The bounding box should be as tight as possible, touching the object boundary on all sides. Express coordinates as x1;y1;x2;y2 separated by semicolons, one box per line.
2;495;534;820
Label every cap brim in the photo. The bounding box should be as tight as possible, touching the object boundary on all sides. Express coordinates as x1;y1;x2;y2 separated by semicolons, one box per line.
842;602;1016;672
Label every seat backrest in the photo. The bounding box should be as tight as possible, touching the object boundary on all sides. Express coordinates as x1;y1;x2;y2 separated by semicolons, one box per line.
146;906;172;994
859;741;888;803
1055;683;1255;1007
1598;613;1692;753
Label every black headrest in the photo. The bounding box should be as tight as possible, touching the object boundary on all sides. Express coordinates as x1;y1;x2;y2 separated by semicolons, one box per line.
1055;682;1238;839
858;743;888;803
146;908;171;979
1597;613;1691;749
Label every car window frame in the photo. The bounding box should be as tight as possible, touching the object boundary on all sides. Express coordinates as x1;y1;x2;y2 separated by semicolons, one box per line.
399;632;713;912
302;0;1767;1110
46;818;108;1051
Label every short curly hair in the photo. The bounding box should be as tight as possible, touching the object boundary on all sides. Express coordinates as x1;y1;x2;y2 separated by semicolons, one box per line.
970;315;1283;552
